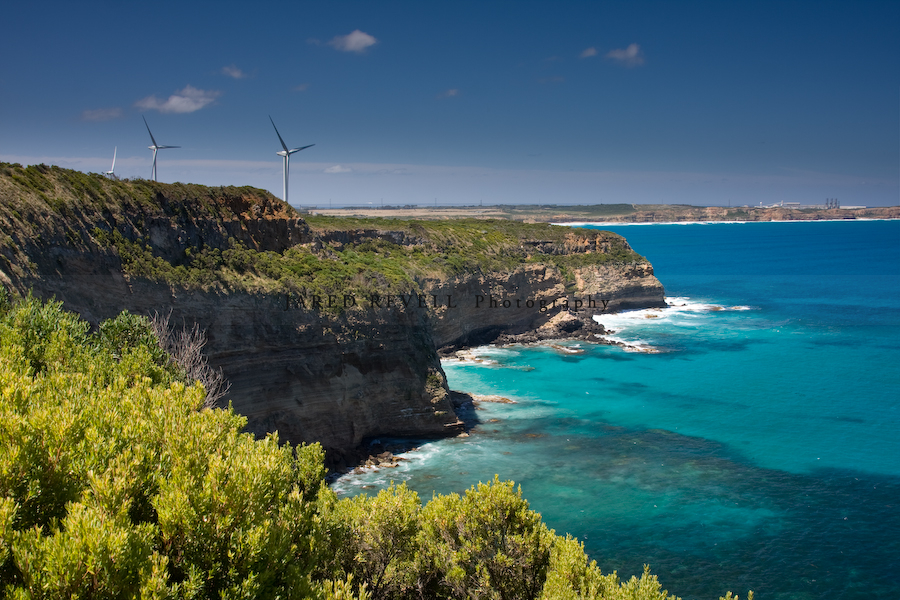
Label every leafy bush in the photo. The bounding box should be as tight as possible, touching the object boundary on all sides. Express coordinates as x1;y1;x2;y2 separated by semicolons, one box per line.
418;476;554;600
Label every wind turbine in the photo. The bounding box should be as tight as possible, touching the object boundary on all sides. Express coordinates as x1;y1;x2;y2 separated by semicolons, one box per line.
105;146;117;178
269;116;314;204
143;116;179;181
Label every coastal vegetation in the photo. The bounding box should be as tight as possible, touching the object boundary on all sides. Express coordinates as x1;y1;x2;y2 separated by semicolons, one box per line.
86;219;643;307
0;164;647;311
0;291;754;599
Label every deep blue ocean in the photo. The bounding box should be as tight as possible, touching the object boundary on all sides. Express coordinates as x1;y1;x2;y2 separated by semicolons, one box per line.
334;220;900;600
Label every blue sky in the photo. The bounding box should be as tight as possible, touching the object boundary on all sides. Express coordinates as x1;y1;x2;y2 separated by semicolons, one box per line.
1;1;897;207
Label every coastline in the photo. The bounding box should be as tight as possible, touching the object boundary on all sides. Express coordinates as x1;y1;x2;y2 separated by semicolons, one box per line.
336;314;662;477
330;218;900;598
336;292;766;474
333;291;767;477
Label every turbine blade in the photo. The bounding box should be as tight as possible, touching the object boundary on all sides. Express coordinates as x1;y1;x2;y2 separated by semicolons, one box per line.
143;116;158;147
269;116;290;153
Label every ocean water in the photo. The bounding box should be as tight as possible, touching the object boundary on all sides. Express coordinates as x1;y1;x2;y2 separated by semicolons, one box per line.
333;220;900;600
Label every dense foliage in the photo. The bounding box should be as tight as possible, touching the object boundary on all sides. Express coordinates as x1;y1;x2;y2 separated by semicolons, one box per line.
0;292;753;599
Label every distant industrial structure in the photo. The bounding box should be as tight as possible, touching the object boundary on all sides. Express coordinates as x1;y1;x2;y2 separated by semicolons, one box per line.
757;199;866;210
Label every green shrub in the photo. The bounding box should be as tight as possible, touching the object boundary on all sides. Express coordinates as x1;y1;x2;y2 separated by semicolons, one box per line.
419;476;555;600
0;296;330;598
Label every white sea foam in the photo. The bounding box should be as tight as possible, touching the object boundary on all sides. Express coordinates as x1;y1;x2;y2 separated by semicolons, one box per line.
604;336;661;353
330;441;449;495
591;297;757;351
445;345;528;367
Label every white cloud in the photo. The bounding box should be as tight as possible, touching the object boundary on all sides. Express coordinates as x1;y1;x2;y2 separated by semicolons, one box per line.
294;83;310;92
437;88;459;98
81;107;123;121
135;85;221;114
606;43;645;67
324;165;353;174
328;30;377;53
580;47;598;58
221;65;247;79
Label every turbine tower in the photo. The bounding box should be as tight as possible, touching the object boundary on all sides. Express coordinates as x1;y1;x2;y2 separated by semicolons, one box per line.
269;116;314;204
105;147;117;178
143;116;179;181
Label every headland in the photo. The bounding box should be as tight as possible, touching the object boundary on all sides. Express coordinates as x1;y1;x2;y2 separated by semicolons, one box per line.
0;163;665;467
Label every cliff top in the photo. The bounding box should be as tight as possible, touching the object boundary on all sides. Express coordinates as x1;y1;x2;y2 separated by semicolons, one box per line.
0;162;297;227
0;164;648;305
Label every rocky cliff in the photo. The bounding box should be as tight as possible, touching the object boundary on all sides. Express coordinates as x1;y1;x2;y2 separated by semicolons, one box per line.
0;163;665;465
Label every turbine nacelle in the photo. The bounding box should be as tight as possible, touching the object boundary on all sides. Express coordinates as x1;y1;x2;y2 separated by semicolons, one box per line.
277;144;314;158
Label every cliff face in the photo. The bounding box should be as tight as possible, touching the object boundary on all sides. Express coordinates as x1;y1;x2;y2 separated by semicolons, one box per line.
24;261;458;467
0;164;665;464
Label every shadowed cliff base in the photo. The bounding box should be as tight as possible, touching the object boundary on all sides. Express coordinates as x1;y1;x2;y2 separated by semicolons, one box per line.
0;163;665;467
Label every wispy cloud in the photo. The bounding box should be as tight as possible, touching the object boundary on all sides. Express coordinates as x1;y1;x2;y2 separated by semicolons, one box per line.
135;85;221;114
328;30;377;53
324;165;353;174
580;47;598;58
81;107;123;122
437;88;459;99
294;83;310;92
221;65;247;79
606;43;645;67
538;76;565;85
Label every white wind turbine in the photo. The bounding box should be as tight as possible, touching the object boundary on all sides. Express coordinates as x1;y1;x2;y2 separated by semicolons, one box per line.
270;116;314;204
105;146;117;178
143;116;179;181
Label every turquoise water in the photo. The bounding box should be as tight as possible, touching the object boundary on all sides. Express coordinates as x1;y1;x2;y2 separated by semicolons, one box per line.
334;220;900;599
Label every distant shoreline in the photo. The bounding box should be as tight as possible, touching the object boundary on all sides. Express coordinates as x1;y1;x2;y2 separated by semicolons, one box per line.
307;203;900;224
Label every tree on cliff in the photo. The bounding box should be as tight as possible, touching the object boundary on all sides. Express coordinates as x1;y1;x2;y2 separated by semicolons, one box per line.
0;289;750;600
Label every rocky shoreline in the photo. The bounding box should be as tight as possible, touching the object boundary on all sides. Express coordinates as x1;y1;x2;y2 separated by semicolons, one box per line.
336;310;646;475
